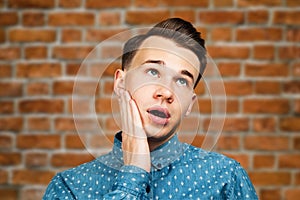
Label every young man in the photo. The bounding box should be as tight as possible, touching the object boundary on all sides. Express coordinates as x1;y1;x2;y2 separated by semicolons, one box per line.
43;18;258;199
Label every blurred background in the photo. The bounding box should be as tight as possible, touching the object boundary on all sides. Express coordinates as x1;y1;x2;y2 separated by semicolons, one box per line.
0;0;299;199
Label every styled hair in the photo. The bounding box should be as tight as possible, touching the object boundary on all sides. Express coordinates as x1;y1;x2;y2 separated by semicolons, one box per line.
121;18;207;88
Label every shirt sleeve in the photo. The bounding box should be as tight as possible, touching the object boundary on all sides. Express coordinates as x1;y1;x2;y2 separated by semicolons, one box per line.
103;165;151;200
226;163;258;200
43;173;76;200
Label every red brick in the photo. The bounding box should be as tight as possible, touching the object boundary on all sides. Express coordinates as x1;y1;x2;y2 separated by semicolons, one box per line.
105;117;120;132
260;189;281;200
28;117;50;131
204;117;249;132
245;136;289;151
248;10;268;24
285;189;300;200
255;81;280;94
0;188;17;200
243;99;289;114
194;81;205;95
0;64;11;78
52;46;93;59
224;81;253;96
86;0;130;8
68;98;91;114
54;80;99;95
0;117;23;131
0;152;21;165
0;29;5;42
89;134;114;149
280;117;300;131
65;134;85;149
104;81;114;95
211;27;232;41
223;153;249;169
90;62;121;77
199;11;244;24
17;134;61;149
25;152;48;167
0;101;14;114
236;28;282;41
207;45;249;59
273;10;300;25
27;82;49;95
22;12;44;26
279;154;300;168
284;81;300;93
249;172;291;186
25;46;47;59
20;188;44;200
0;170;8;184
213;0;233;7
217;62;240;76
8;0;55;8
296;172;300;185
294;136;300;150
162;0;208;6
254;45;275;59
253;117;276;132
197;99;211;113
0;135;13;149
99;11;121;26
0;82;22;97
55;117;98;131
17;63;62;78
0;12;18;26
238;0;281;6
0;47;20;60
59;0;81;8
19;99;64;113
287;28;300;42
287;0;300;6
9;29;56;42
49;12;95;26
95;98;113;114
101;45;122;59
61;29;82;42
66;63;81;75
279;45;299;59
126;10;170;25
245;63;288;77
12;170;55;185
253;155;275;169
173;10;195;23
134;0;159;7
86;28;128;42
51;153;94;167
216;135;240;150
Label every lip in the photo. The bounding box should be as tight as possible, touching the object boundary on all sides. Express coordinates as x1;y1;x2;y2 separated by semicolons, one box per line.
147;106;170;125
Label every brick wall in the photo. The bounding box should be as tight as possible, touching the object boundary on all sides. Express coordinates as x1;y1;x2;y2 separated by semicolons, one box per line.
0;0;299;199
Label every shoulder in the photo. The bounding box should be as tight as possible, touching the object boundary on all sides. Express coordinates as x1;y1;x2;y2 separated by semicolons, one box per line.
182;144;241;170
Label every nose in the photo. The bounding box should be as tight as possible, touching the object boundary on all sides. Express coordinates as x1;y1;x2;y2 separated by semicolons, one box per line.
153;87;174;104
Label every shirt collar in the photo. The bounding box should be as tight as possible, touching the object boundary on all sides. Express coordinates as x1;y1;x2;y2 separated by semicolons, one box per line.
112;132;187;170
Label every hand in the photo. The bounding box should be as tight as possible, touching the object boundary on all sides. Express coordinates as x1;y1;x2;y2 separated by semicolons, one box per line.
118;88;151;172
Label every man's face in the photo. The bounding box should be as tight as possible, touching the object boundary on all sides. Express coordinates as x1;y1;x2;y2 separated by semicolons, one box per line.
115;36;200;143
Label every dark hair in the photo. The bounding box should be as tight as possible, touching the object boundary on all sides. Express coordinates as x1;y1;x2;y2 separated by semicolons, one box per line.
121;18;206;88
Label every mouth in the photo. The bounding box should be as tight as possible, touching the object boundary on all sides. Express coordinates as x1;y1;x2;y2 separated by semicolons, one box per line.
147;106;170;125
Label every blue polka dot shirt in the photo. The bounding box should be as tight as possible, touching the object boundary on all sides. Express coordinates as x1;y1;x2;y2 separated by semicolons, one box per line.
43;132;258;199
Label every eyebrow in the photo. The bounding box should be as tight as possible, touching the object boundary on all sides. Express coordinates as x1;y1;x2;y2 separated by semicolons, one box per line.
142;59;194;82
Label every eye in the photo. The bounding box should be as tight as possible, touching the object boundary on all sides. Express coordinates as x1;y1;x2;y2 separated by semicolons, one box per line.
176;78;188;86
146;68;159;77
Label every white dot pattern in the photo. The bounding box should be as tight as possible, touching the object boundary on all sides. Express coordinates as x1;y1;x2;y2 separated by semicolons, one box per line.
43;133;258;199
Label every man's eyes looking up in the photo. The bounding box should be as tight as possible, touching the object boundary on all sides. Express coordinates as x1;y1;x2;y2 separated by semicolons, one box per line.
145;68;189;87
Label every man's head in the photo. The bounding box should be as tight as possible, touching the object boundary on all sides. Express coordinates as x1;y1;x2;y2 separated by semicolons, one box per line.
122;18;206;88
114;18;206;146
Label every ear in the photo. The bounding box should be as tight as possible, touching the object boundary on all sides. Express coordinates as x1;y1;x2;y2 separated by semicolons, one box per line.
113;69;126;96
185;93;197;116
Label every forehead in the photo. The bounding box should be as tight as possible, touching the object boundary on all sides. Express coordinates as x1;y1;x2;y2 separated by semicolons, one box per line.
130;36;200;76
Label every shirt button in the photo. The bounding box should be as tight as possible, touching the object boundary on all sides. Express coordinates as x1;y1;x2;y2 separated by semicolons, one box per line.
157;163;162;168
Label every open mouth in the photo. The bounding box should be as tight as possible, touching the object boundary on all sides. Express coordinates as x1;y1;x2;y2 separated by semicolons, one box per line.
147;107;170;125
